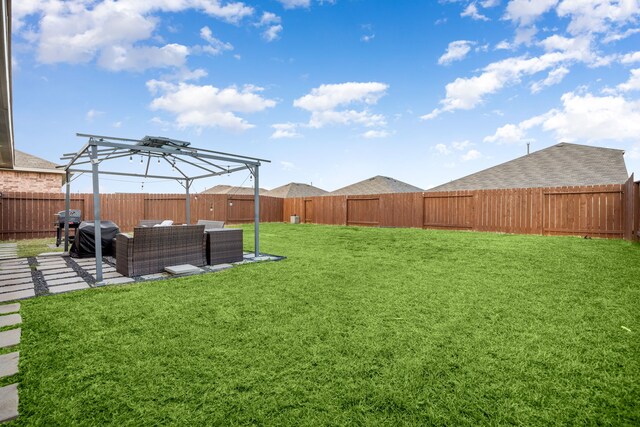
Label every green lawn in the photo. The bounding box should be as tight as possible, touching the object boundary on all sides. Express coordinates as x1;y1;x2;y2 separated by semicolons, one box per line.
8;224;640;425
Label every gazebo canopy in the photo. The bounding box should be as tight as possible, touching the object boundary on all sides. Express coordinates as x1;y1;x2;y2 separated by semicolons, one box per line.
58;133;270;282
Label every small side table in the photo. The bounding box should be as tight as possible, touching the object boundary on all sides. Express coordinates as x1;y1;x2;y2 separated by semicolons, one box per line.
205;229;244;265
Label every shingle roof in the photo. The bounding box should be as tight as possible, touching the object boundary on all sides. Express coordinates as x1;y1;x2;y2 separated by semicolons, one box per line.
13;149;62;171
201;184;267;195
265;182;328;198
429;142;628;192
331;175;423;196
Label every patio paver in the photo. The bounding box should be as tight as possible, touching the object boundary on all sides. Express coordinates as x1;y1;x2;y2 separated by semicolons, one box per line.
0;273;32;281
0;314;21;328
48;283;90;294
46;277;87;287
0;353;19;378
39;267;74;275
91;272;122;279
0;383;18;423
0;277;34;287
36;264;68;271
0;290;35;303
37;252;65;257
42;272;79;280
0;329;20;349
0;284;34;294
0;304;20;315
101;277;135;285
139;272;171;280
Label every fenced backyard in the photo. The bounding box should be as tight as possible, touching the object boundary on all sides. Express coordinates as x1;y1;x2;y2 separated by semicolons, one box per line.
1;175;639;241
13;223;640;425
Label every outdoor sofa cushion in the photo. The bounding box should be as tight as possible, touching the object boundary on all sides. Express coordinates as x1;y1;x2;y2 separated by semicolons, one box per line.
196;220;225;230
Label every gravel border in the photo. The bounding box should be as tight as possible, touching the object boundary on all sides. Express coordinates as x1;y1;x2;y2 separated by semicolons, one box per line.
64;257;96;286
28;257;49;297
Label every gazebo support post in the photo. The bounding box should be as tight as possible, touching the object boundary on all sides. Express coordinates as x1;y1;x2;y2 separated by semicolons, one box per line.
185;179;191;225
90;143;103;282
253;164;260;258
64;170;70;252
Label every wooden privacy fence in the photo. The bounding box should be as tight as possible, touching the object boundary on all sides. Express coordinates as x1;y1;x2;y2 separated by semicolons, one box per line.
1;178;638;241
0;192;283;240
284;178;640;241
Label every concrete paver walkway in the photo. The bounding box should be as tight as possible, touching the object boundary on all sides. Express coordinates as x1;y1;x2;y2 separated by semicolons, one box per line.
0;302;21;423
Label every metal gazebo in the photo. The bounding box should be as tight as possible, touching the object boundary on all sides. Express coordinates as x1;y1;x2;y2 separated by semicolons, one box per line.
59;133;270;282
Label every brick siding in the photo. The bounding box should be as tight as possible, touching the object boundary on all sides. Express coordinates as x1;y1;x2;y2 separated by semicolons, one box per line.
0;170;63;193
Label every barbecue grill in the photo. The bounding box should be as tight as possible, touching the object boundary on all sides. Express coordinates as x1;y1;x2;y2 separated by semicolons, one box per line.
55;209;82;247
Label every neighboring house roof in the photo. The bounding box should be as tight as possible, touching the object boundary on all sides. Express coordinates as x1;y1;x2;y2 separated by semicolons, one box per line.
265;182;328;198
331;175;423;195
429;142;629;192
201;184;267;195
13;149;63;172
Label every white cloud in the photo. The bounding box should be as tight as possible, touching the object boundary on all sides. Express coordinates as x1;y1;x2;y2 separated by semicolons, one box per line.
14;0;254;70
462;149;483;161
256;12;283;42
461;3;490;21
293;82;389;129
557;0;640;36
277;0;311;8
86;109;103;121
260;12;281;26
112;121;122;128
621;51;640;64
438;40;474;65
484;123;526;143
361;34;375;42
530;66;569;93
435;143;451;155
162;68;208;82
435;140;473;154
495;40;513;50
603;27;640;43
452;140;472;151
481;0;501;7
617;69;640;92
307;110;386;128
294;82;388;111
422;35;603;120
271;123;302;139
361;130;390;139
504;0;558;26
198;26;234;55
98;43;189;72
263;25;283;42
147;80;276;131
485;90;640;143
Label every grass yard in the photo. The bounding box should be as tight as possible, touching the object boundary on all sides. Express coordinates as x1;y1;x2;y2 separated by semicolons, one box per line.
8;224;640;425
0;238;64;258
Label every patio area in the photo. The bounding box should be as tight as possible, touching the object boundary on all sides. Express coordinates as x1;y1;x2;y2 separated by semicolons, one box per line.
0;248;284;303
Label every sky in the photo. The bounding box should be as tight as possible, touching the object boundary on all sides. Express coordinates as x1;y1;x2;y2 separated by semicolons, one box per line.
10;0;640;194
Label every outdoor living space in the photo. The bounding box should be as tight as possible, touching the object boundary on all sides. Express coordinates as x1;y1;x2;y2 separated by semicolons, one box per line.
0;234;281;302
1;223;637;425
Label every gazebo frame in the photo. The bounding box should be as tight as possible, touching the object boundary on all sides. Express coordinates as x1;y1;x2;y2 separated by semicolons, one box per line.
59;133;270;282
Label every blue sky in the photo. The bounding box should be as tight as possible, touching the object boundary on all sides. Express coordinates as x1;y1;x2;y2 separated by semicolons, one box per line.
11;0;640;193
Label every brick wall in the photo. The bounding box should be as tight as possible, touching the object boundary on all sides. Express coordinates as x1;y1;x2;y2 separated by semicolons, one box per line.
0;170;63;193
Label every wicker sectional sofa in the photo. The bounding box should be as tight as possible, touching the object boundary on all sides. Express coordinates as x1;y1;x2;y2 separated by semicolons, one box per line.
116;225;206;277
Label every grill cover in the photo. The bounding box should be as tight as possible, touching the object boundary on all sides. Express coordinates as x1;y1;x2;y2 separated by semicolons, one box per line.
70;221;120;258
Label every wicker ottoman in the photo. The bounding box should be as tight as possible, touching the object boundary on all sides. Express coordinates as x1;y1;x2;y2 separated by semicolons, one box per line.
206;229;243;265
